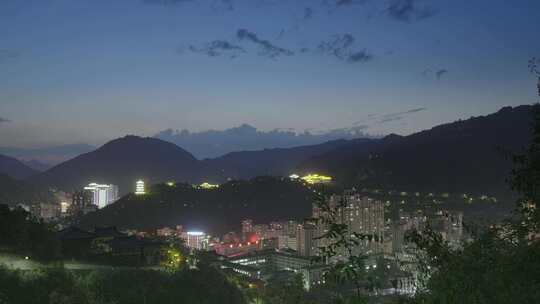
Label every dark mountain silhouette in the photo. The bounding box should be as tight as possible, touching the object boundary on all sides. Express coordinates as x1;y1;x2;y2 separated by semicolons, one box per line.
29;105;535;199
23;159;53;172
78;177;316;233
298;105;535;199
201;139;356;180
29;136;201;194
29;136;351;193
0;174;55;205
0;154;38;179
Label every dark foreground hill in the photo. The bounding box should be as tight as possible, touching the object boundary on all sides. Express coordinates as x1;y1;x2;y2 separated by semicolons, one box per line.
78;177;316;233
299;105;535;199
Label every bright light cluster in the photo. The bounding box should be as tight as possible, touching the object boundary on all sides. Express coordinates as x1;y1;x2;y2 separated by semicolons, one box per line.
135;180;146;195
199;182;219;189
300;174;332;184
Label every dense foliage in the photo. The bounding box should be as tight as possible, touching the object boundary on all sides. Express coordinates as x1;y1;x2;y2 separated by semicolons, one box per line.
0;205;60;260
0;265;246;304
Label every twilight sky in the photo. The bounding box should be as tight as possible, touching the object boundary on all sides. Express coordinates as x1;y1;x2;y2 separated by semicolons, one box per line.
0;0;539;148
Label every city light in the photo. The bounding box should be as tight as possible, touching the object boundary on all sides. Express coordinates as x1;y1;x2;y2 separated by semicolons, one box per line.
135;180;146;195
84;183;119;209
199;182;219;190
301;174;332;184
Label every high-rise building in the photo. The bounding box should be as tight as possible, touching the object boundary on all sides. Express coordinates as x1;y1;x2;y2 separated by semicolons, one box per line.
182;231;207;250
84;183;119;209
242;219;253;240
70;189;95;216
313;193;385;257
135;180;146;195
296;221;317;257
344;195;385;241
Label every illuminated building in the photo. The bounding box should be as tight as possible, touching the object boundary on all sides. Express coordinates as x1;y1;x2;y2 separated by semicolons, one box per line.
199;182;219;189
224;250;328;291
214;241;260;257
84;183;119;209
278;235;297;250
30;202;60;222
319;193;385;256
70;190;96;216
60;201;70;215
301;174;332;184
241;219;253;241
182;231;207;250
135;180;146;195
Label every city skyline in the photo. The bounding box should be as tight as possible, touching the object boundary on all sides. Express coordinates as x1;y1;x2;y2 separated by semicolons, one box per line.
1;0;539;148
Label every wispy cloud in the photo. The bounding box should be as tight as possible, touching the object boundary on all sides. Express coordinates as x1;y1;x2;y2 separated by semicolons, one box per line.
184;40;245;58
318;34;373;63
355;107;427;125
386;0;437;22
436;69;448;80
236;29;294;58
142;0;194;5
303;7;314;20
422;68;448;80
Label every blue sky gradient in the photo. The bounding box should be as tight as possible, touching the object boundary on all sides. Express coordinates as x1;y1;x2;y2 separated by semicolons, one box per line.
0;0;539;147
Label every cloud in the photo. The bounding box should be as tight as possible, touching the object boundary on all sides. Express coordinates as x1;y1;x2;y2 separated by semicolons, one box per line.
186;40;245;58
529;57;540;75
422;68;448;80
142;0;194;5
379;107;427;123
303;7;314;20
436;69;448;80
379;116;403;123
386;0;437;22
236;29;294;58
324;0;369;8
0;117;11;124
355;108;427;125
210;0;234;11
348;50;373;63
318;34;373;63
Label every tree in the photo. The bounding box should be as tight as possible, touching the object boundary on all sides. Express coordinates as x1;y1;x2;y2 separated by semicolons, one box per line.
312;193;370;303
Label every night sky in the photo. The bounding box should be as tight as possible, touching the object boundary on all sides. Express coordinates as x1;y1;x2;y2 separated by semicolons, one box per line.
1;0;539;148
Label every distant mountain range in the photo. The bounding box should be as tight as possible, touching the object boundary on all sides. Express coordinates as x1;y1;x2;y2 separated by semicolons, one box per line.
0;154;38;180
25;105;536;200
299;105;535;198
28;135;349;194
0;144;95;167
155;123;372;159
